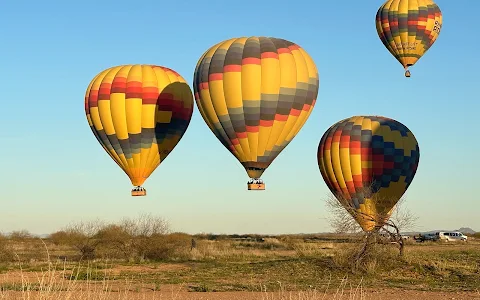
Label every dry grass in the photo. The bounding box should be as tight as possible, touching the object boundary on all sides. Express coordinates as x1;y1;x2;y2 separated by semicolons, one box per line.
0;237;367;299
174;238;338;262
0;260;366;300
0;230;479;298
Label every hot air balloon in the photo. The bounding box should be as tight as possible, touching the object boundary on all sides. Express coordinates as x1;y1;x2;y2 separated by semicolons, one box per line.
84;65;194;196
317;116;420;231
193;37;319;190
375;0;442;77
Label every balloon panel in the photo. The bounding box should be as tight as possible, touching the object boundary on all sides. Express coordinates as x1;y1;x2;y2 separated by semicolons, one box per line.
318;116;420;231
85;65;194;186
376;0;442;68
193;37;319;178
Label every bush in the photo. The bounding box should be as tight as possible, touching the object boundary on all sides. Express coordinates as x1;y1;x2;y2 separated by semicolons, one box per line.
144;233;191;261
95;224;133;260
53;220;104;260
48;215;178;262
49;231;69;245
333;242;403;274
0;234;13;262
9;230;33;241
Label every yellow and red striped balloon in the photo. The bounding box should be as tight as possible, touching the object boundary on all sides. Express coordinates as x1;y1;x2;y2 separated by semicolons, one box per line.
193;37;319;188
376;0;442;77
85;65;193;195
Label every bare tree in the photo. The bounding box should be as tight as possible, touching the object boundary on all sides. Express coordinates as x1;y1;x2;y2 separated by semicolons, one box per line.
326;186;416;234
325;193;362;234
119;213;171;261
9;230;33;241
389;197;418;232
324;186;417;271
121;213;170;236
60;219;105;260
379;197;418;257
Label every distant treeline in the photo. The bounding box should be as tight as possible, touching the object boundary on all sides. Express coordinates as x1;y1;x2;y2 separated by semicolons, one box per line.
0;214;367;263
1;215;477;264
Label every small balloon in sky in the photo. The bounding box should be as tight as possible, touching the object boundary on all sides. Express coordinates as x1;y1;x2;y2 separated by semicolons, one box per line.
375;0;442;78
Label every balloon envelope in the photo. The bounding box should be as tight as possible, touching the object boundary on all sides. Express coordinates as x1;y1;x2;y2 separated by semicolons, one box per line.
84;65;194;191
193;36;319;183
317;116;420;231
376;0;442;76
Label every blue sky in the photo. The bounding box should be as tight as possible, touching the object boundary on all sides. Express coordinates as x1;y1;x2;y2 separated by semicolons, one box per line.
0;0;478;235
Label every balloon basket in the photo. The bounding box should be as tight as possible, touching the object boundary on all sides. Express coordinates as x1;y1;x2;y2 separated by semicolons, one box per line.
248;183;265;190
131;188;147;196
405;70;411;77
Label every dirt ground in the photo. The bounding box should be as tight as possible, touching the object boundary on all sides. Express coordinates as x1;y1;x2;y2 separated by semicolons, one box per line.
1;268;480;300
1;274;479;300
1;288;480;300
128;289;480;300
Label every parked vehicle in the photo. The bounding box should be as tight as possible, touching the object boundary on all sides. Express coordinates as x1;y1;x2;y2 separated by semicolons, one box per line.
435;231;467;242
414;233;437;242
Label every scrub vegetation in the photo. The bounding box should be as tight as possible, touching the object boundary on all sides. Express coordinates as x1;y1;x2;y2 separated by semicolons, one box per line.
0;214;479;299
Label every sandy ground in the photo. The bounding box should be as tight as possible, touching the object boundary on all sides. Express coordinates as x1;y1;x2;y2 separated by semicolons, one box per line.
1;289;480;300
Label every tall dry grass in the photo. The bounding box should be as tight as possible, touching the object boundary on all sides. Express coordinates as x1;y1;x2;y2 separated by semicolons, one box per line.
259;279;365;300
175;238;338;262
0;243;365;300
0;267;366;300
0;265;366;300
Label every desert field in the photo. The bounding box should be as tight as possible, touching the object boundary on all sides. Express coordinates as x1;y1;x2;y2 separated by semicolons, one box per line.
0;220;479;300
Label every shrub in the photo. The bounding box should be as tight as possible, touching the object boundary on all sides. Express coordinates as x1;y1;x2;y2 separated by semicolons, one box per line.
0;233;13;262
49;230;69;245
95;224;134;260
55;220;105;260
144;233;191;261
333;242;403;274
9;230;33;241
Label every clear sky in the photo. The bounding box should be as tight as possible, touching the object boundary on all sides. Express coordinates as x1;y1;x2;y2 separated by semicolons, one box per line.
0;0;478;235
